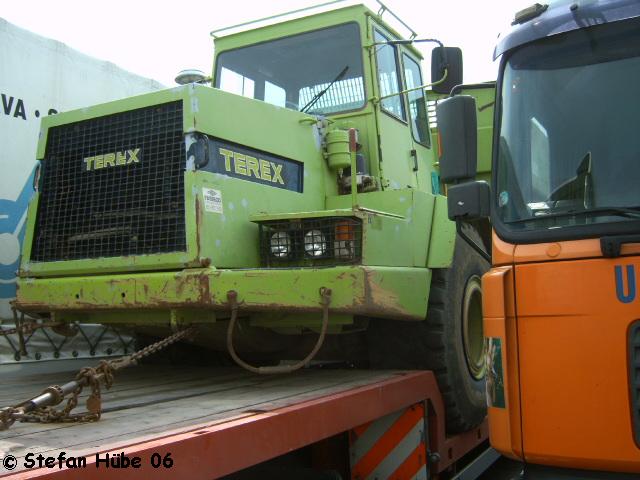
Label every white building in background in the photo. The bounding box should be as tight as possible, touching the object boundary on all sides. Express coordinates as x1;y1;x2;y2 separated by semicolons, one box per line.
0;18;164;320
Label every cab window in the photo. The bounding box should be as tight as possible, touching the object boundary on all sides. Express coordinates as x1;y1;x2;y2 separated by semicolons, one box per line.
403;54;431;147
374;30;406;121
216;23;365;115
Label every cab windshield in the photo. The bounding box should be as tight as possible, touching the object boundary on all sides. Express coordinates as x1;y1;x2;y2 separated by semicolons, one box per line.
214;23;365;115
496;17;640;235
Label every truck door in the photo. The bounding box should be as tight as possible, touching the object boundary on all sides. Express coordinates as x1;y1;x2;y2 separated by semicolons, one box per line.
514;244;640;472
400;52;437;193
371;25;417;190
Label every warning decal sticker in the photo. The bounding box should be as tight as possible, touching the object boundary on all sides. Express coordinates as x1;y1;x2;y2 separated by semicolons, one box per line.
202;187;223;214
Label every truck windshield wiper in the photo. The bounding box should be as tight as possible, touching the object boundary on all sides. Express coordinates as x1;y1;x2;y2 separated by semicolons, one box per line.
508;206;640;224
300;66;349;113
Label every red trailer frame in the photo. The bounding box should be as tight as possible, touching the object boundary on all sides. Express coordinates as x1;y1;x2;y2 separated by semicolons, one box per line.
1;370;487;479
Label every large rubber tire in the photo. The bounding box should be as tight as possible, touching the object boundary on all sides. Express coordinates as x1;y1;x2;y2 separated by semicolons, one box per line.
367;235;489;433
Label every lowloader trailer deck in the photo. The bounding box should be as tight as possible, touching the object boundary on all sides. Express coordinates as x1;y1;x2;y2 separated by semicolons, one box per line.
0;365;490;479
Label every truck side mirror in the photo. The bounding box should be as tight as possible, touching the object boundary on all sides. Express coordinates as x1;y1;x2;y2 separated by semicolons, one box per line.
437;95;477;183
447;181;490;221
431;47;463;95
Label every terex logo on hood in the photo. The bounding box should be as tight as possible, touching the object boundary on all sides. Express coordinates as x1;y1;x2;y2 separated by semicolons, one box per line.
83;148;141;171
202;138;303;193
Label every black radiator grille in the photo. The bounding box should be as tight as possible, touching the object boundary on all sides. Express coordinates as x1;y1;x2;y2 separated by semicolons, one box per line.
630;320;640;446
31;101;186;262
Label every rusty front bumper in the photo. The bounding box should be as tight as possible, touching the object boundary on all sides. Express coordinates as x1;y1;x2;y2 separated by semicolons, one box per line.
16;266;430;321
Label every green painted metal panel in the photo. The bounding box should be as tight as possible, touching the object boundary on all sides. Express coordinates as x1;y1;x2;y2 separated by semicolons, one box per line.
326;189;435;267
17;266;429;320
427;194;456;268
462;85;496;180
427;83;496;183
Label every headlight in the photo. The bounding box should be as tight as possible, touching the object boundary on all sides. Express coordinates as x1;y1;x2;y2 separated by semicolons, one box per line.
258;217;361;266
304;229;327;257
270;231;291;258
334;219;356;259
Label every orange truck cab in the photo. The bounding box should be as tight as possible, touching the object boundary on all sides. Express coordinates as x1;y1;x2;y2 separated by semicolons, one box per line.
438;0;640;478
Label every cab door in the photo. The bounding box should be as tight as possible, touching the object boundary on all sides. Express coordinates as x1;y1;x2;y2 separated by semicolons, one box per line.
370;25;417;190
400;52;437;194
514;244;640;472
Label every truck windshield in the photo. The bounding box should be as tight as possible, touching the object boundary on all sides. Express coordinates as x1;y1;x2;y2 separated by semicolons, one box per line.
215;23;365;115
496;17;640;235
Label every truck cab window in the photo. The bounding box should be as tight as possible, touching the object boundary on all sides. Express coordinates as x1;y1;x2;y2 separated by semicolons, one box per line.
374;30;406;121
496;17;640;233
403;54;430;146
215;23;365;115
219;67;255;98
265;81;286;108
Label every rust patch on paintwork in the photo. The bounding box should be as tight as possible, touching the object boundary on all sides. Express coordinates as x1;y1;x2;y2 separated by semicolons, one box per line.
199;272;211;304
174;274;188;297
170;271;212;306
172;272;210;306
361;268;413;319
336;270;358;282
195;195;202;258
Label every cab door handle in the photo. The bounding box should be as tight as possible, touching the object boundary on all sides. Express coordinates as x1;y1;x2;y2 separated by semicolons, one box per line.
411;149;418;172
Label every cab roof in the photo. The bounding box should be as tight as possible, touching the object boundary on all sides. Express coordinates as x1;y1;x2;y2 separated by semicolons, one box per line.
494;0;640;59
211;3;423;60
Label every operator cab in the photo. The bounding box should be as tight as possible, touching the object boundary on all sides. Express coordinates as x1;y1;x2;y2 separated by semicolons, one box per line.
209;3;464;196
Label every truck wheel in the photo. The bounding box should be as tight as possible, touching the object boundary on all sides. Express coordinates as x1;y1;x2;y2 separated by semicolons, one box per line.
367;235;489;433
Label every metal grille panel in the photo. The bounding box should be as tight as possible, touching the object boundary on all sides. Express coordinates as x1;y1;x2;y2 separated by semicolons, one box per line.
259;217;362;267
32;101;185;262
298;77;365;114
630;320;640;446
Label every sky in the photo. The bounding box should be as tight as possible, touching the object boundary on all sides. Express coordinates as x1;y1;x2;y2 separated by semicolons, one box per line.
1;0;531;86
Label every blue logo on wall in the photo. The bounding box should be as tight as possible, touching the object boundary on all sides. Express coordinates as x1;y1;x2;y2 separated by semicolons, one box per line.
0;169;35;299
615;264;637;304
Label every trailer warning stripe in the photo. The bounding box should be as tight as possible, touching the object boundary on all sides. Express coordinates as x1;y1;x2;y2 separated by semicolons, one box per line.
350;403;427;480
388;443;428;479
351;422;372;439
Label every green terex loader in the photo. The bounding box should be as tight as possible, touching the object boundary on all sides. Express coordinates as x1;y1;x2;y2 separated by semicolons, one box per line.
15;3;494;432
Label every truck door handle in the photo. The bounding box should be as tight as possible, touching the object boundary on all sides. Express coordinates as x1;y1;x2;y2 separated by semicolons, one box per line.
411;149;418;172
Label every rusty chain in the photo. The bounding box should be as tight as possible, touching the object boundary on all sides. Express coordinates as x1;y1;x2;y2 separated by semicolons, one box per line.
18;363;110;425
3;327;195;429
0;407;16;430
112;326;197;368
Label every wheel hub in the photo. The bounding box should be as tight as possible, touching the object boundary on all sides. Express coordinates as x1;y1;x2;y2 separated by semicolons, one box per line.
462;275;485;380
